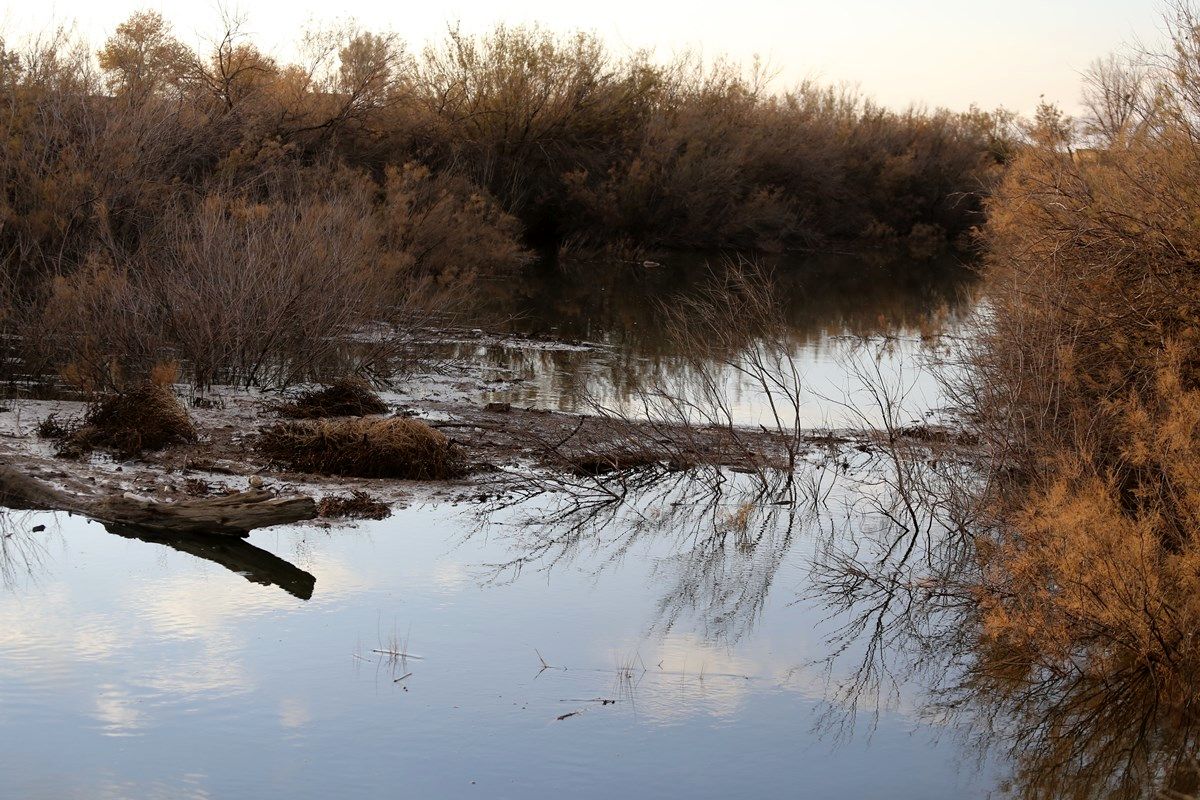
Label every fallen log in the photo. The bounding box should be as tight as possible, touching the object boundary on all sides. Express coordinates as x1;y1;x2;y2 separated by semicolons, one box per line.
0;466;317;537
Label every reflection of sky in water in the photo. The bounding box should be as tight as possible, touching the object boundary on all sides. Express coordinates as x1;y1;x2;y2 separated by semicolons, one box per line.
0;491;998;799
468;255;976;427
472;331;948;428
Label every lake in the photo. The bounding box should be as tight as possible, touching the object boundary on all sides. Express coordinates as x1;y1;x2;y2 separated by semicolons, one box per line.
0;254;1001;798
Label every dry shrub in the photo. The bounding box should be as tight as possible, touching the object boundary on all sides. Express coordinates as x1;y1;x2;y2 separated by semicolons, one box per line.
32;261;163;392
68;382;196;456
35;414;73;440
137;179;397;388
946;11;1200;788
380;163;531;284
317;491;391;520
258;417;460;479
24;165;510;390
278;378;388;418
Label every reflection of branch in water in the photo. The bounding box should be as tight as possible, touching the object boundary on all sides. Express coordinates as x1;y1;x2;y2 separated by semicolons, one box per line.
648;489;810;644
0;510;51;589
940;642;1200;800
807;372;1200;799
104;524;316;600
478;465;830;644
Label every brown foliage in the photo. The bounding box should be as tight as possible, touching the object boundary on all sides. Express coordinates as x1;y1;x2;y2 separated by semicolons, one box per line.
0;13;1001;338
257;417;461;479
939;9;1200;795
18;161;526;389
278;378;389;419
68;382;197;457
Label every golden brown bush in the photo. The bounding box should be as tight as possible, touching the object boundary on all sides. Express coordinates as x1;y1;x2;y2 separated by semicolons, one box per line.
379;162;531;283
953;12;1200;780
257;417;461;479
69;382;197;457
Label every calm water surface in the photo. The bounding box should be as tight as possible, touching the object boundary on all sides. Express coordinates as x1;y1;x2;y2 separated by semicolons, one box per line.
465;254;976;426
0;492;996;799
0;255;998;798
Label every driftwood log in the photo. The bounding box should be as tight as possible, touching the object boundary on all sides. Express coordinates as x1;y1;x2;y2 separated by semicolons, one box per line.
0;466;317;537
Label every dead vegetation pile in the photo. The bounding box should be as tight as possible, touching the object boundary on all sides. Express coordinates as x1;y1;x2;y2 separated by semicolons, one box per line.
39;383;197;457
277;378;389;419
258;417;461;479
317;491;392;520
564;447;684;477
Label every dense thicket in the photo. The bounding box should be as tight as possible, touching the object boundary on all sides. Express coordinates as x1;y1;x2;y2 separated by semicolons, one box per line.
0;12;1009;388
0;14;1014;269
952;5;1200;793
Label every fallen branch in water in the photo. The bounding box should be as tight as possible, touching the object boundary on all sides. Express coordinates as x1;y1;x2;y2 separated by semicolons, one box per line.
0;465;317;537
371;649;425;659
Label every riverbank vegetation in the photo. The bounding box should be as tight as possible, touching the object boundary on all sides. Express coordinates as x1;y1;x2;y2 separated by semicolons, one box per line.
801;5;1200;795
967;1;1200;697
0;10;1014;391
3;3;1200;796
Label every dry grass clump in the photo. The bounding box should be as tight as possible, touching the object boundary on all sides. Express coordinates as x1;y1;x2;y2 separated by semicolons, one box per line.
65;383;197;457
317;491;392;520
278;378;389;418
35;414;74;441
258;417;460;479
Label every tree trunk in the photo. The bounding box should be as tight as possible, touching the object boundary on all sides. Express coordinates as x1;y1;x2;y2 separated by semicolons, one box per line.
0;466;317;537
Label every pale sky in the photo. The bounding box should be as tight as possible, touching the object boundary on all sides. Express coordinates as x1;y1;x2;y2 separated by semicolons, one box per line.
7;0;1165;113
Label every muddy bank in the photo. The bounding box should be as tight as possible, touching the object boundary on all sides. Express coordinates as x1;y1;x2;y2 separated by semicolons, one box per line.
0;384;874;532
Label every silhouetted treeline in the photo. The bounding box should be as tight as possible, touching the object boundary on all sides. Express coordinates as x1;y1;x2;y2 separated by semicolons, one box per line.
1;13;1013;277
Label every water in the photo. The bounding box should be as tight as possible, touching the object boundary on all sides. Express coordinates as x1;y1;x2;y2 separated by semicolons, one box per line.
0;487;996;799
459;253;976;427
0;254;999;798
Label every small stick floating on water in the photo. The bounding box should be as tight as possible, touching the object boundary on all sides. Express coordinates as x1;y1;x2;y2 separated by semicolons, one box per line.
393;672;413;683
372;649;424;659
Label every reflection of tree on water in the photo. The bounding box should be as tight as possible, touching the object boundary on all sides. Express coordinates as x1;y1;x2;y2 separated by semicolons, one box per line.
480;253;977;354
479;468;827;644
811;437;1200;800
0;510;51;589
462;254;977;414
477;289;1200;800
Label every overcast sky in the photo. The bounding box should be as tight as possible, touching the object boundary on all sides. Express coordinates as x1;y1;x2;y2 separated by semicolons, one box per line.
8;0;1165;113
